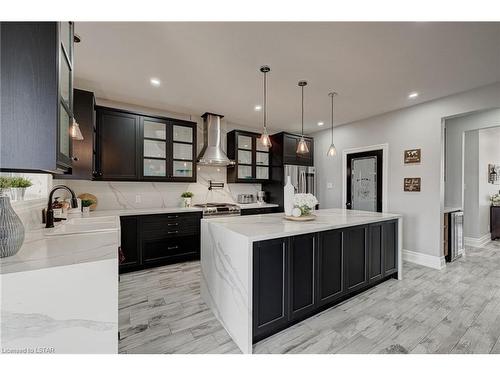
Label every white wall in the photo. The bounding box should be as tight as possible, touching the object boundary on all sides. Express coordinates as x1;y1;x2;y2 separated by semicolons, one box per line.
463;131;480;237
313;82;500;258
444;107;500;209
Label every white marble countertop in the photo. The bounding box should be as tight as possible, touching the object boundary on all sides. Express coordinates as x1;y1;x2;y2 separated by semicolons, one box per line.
443;207;463;213
0;218;120;275
89;206;203;217
203;208;402;242
236;203;279;209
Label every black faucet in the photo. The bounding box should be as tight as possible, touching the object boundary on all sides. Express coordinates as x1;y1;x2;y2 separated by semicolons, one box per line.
45;185;79;228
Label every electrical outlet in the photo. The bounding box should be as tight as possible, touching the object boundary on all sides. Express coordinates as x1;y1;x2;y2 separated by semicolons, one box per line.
327;182;333;189
135;195;141;203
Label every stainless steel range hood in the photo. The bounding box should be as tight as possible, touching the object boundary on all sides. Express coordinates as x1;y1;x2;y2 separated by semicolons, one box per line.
197;112;232;166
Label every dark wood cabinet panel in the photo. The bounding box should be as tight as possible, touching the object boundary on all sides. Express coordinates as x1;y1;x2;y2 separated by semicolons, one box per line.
97;109;139;180
383;220;398;275
253;238;289;341
369;223;384;282
240;207;279;216
119;216;140;270
491;206;500;240
1;22;59;172
289;233;316;321
268;132;314;167
344;226;368;293
317;230;344;307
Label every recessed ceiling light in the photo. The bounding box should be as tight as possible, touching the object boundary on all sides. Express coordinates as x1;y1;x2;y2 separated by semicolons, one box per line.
150;78;161;87
254;105;262;111
317;122;324;126
408;92;419;99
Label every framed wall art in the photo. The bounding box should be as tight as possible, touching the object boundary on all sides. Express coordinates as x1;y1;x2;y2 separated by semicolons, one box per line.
404;177;421;192
404;149;421;164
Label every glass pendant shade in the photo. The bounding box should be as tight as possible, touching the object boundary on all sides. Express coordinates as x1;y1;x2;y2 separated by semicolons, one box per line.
327;143;337;157
297;137;309;154
71;119;84;141
260;128;271;148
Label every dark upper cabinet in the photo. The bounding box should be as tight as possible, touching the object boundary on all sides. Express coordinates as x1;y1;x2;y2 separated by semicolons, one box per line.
55;89;95;180
253;237;289;342
368;223;384;283
289;233;316;321
227;130;270;183
1;22;74;173
317;230;344;307
344;226;369;293
383;220;398;274
269;132;314;167
94;106;197;182
97;108;140;180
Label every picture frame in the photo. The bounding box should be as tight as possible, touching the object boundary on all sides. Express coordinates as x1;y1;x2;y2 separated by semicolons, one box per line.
404;177;421;192
404;149;421;164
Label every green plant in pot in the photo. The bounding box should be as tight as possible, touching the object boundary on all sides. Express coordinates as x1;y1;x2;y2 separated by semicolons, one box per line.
181;192;194;208
81;199;95;216
9;177;32;201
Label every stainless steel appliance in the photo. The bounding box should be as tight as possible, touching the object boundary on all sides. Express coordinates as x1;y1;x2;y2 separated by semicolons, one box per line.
237;194;256;204
256;191;266;203
194;203;241;218
284;165;316;196
449;211;464;262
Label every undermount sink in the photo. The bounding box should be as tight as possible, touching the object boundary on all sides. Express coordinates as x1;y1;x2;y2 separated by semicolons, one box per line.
44;216;119;236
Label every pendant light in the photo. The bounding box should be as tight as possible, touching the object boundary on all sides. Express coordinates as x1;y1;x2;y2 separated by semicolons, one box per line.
71;118;84;141
259;65;272;148
327;92;338;157
296;80;309;154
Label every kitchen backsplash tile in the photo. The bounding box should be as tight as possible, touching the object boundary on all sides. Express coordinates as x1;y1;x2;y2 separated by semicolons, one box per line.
58;166;261;210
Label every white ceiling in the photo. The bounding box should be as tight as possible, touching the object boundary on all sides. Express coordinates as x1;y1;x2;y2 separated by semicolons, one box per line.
74;22;500;134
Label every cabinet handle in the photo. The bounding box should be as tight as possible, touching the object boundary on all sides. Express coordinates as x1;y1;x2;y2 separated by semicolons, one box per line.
167;215;179;219
168;246;179;250
168;230;179;234
167;223;178;226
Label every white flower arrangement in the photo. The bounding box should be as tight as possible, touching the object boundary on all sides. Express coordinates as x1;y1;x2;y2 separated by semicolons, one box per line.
491;193;500;206
293;193;319;216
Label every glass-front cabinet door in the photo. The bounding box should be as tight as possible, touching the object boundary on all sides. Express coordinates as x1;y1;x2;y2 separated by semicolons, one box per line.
171;123;194;179
227;130;270;183
142;118;167;178
57;21;74;169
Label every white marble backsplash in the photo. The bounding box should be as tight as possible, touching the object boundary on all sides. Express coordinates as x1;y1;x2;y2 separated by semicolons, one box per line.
58;166;262;211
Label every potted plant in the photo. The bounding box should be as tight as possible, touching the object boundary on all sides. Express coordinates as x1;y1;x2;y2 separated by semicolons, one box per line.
181;192;194;208
81;199;95;217
9;177;32;201
292;193;319;217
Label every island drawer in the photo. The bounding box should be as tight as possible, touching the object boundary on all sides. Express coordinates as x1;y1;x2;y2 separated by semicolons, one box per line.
142;235;199;265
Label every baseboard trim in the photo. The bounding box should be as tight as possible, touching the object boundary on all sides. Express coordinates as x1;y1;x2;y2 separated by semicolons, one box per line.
402;249;446;270
464;233;491;248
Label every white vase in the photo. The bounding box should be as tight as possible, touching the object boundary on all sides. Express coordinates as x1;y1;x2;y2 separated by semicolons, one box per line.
182;197;192;208
82;207;90;217
284;176;294;216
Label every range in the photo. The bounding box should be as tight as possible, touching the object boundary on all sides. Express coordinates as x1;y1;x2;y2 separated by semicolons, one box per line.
194;203;241;217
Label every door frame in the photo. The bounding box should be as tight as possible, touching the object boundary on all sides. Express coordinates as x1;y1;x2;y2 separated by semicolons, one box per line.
342;143;389;212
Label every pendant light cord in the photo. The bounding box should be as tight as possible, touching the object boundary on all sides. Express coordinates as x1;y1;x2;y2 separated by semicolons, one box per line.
331;94;334;143
263;70;267;131
301;85;304;136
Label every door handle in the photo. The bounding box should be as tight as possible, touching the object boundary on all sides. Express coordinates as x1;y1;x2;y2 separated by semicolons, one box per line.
346;202;352;209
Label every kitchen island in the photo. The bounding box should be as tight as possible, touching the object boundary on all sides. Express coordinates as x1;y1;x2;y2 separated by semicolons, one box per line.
200;208;403;354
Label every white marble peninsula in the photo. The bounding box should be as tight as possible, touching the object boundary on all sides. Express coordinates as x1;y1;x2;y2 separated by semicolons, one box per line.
200;208;403;354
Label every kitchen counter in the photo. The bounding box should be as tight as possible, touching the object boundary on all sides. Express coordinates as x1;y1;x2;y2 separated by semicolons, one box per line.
200;208;403;354
89;206;203;218
0;217;119;353
443;207;462;213
236;202;279;210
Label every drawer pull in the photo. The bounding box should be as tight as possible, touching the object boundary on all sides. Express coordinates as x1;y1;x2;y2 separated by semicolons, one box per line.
167;223;179;226
167;215;179;219
168;230;179;234
168;245;179;250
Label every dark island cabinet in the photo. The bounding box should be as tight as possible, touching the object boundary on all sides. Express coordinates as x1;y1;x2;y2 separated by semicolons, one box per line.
492;206;500;240
119;211;202;273
317;229;344;307
253;237;289;341
289;233;316;321
240;207;279;216
252;220;398;342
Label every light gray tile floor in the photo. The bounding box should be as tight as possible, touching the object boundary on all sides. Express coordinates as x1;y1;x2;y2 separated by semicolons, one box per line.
119;240;500;354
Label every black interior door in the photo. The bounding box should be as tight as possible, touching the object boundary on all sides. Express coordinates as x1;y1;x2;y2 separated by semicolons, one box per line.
346;149;383;212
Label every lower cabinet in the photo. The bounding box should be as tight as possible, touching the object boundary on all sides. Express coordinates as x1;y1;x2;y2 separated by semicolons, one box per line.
252;220;398;342
253;237;288;341
240;207;279;216
119;212;202;273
